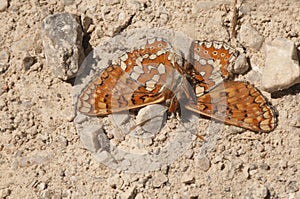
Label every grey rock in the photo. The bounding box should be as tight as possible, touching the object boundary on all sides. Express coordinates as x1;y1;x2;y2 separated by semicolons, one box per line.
262;38;300;92
239;21;264;51
233;53;249;74
0;98;6;110
79;125;105;153
42;13;84;80
135;104;167;135
22;56;36;71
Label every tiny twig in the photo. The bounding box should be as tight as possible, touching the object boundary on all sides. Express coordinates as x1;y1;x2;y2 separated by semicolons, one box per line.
231;0;238;38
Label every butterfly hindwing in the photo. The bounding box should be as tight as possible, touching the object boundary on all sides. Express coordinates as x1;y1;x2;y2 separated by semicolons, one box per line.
188;40;238;93
185;81;277;132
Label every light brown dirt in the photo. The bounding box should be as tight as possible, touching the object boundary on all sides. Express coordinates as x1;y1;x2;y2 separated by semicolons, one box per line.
0;0;299;198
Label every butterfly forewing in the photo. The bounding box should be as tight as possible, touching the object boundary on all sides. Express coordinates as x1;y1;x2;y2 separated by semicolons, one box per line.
77;38;183;116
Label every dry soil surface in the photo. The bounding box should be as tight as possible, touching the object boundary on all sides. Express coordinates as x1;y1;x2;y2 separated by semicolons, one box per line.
0;0;299;198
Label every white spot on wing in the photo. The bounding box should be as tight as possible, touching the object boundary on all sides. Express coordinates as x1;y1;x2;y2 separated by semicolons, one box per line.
143;53;149;59
152;74;160;82
133;66;144;74
130;71;140;81
148;65;156;71
120;61;127;71
146;80;156;91
136;56;143;66
199;59;207;65
120;53;128;62
157;49;166;56
80;93;90;101
194;54;200;61
157;63;166;74
195;85;205;97
204;41;212;48
207;59;214;66
149;54;157;60
148;38;155;44
213;41;222;49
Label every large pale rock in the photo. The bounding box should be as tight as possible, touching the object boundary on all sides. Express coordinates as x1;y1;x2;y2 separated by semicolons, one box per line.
42;13;84;80
262;38;300;92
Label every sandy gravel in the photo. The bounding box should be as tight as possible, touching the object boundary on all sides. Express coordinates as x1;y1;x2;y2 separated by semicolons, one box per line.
0;0;299;198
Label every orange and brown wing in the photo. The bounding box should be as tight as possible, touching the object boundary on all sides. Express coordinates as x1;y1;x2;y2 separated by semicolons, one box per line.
185;81;278;132
77;38;183;116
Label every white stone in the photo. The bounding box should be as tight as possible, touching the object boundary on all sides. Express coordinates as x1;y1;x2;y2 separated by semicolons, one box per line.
136;104;168;134
79;125;104;153
262;38;300;92
239;21;264;51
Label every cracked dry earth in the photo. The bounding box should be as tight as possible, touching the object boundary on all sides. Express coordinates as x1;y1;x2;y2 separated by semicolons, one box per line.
0;0;300;198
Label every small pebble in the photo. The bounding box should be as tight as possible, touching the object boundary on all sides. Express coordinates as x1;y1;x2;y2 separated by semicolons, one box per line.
0;0;8;12
152;173;168;188
181;173;195;184
196;156;211;171
22;56;36;71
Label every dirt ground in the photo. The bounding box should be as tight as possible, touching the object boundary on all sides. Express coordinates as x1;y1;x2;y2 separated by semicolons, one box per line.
0;0;299;198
